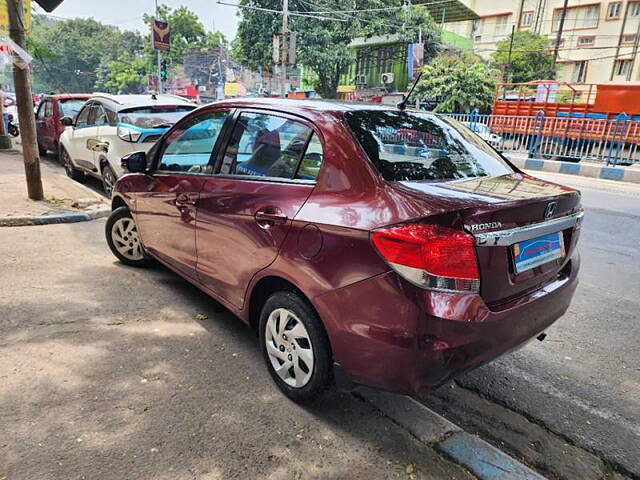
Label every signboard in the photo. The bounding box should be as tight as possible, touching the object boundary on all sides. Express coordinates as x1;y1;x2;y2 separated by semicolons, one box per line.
407;43;424;79
152;20;170;51
0;0;31;34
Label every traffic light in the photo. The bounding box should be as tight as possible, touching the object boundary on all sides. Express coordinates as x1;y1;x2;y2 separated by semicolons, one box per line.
160;60;168;82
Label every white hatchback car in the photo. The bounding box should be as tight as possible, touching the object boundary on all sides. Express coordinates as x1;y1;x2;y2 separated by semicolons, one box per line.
59;93;196;196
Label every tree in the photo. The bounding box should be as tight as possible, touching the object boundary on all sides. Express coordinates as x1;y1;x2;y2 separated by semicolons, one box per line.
28;16;146;93
233;1;441;98
414;53;498;113
102;54;149;93
492;31;553;83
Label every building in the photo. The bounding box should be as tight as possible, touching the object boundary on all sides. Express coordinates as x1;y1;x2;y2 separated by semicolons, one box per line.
446;0;640;83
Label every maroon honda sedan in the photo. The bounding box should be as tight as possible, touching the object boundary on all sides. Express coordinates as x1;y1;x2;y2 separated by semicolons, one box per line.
106;98;582;401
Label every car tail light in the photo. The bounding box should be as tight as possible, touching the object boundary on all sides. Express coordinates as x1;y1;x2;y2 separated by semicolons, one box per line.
371;224;480;293
117;126;142;142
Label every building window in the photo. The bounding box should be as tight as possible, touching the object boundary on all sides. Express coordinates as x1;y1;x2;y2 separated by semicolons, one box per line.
614;59;631;76
495;15;509;35
553;5;600;31
622;34;637;44
521;10;534;27
474;35;482;42
607;2;622;18
630;2;640;17
577;36;595;46
572;61;587;82
550;37;565;47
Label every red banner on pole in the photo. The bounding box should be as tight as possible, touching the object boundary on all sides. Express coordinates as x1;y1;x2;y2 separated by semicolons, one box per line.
152;20;170;51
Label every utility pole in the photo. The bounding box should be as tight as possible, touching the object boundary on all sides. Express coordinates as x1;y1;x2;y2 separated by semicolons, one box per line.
281;0;288;98
550;0;569;78
155;0;163;93
8;0;43;200
505;24;516;83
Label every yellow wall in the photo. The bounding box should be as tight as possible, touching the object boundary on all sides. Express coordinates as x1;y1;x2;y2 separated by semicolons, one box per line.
446;0;640;83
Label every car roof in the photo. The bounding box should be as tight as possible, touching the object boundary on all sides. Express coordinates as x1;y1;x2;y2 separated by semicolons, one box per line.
210;97;407;114
88;93;196;112
43;94;92;101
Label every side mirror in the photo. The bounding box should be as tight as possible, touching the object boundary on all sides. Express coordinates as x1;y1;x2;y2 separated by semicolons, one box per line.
122;151;147;173
60;116;74;127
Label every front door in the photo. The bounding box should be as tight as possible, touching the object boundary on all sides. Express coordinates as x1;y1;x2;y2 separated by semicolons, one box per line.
66;103;100;172
134;109;231;279
196;111;323;309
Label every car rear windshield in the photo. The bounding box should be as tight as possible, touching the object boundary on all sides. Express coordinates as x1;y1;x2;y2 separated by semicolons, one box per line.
59;99;86;118
344;110;514;182
118;105;196;129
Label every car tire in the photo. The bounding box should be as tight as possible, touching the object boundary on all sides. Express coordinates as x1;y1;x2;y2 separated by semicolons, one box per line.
60;146;83;181
102;164;117;199
105;206;150;267
38;144;47;156
259;291;332;402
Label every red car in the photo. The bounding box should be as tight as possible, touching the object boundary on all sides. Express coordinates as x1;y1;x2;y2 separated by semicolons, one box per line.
36;94;91;156
106;99;582;402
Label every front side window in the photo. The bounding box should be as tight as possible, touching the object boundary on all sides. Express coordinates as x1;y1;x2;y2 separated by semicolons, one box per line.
94;104;108;126
220;112;318;180
157;110;229;174
75;105;91;127
345;110;514;182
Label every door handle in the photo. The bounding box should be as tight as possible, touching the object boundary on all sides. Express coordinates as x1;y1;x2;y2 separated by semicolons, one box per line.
176;193;199;207
255;208;288;226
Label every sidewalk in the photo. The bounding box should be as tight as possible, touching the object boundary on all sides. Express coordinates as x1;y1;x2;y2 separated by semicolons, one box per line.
0;150;109;226
506;153;640;184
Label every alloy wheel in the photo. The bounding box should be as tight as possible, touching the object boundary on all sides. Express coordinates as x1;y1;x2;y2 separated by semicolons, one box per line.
103;167;116;198
265;308;314;388
110;217;144;261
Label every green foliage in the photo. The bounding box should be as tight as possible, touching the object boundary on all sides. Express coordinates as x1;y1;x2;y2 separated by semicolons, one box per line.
103;54;149;94
492;31;553;83
28;15;146;93
414;53;498;113
233;1;441;98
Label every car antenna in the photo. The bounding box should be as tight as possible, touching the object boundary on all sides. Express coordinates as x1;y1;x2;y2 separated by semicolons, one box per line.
397;71;423;111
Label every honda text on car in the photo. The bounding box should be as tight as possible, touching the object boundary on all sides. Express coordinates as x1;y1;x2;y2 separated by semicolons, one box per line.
105;99;582;402
59;93;196;197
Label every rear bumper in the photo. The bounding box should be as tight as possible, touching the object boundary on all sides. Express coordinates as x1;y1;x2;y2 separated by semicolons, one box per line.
314;252;580;395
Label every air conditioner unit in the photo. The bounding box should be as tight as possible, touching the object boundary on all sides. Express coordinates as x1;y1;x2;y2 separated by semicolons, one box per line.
355;74;367;85
381;72;395;84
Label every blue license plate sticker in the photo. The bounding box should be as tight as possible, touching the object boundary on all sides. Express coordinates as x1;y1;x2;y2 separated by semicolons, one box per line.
512;231;565;274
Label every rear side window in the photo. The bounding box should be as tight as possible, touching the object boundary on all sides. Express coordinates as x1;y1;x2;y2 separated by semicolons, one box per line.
220;112;321;181
345;111;514;182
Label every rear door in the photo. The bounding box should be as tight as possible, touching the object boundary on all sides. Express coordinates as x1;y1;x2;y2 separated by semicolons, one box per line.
134;109;232;279
66;103;100;172
36;99;54;151
196;110;321;309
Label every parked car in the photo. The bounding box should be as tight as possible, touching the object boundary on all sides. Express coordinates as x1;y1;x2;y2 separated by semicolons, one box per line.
106;99;582;402
36;94;91;157
462;121;503;148
59;93;196;196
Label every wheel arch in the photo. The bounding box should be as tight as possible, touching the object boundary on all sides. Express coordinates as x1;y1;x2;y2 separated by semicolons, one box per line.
111;194;127;211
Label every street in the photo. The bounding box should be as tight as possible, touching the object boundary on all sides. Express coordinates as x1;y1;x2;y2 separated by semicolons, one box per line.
422;172;640;479
0;216;472;480
1;158;639;479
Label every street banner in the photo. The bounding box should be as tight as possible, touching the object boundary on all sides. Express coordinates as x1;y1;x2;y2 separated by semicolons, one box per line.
407;43;424;79
0;0;31;34
152;20;170;51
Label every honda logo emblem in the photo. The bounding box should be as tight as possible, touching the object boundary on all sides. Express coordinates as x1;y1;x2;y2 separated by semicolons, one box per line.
544;202;558;219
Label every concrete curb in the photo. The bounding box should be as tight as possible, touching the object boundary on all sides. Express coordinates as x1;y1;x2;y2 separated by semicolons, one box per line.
507;156;640;184
357;388;547;480
0;206;110;227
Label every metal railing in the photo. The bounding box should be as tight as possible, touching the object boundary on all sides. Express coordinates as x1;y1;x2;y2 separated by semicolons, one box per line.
443;111;640;166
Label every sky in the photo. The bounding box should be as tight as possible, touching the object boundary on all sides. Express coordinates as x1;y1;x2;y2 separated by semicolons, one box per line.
36;0;241;40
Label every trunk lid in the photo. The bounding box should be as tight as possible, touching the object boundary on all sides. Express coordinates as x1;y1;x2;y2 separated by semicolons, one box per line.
392;173;582;305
